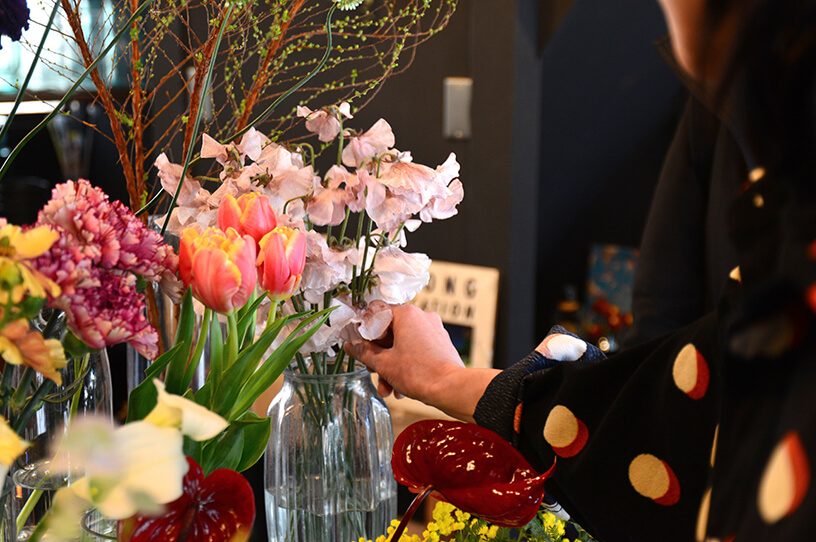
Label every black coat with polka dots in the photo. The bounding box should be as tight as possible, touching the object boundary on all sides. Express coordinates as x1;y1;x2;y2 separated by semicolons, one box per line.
475;117;816;542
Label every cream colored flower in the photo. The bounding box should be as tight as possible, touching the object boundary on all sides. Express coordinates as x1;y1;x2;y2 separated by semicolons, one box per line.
144;379;228;441
55;417;188;519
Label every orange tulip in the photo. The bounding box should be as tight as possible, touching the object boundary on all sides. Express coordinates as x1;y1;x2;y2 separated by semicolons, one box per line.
179;227;257;314
217;193;277;250
257;227;306;302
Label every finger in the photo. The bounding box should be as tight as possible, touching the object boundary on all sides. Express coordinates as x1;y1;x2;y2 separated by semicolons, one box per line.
344;340;385;368
377;378;394;398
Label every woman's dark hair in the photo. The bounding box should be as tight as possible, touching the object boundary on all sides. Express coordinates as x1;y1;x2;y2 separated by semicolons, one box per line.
711;0;816;188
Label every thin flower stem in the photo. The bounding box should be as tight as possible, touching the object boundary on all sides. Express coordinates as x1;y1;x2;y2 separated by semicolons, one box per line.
68;353;90;420
226;4;338;143
161;3;235;237
227;312;239;369
338;207;352;241
134;189;165;217
0;0;61;147
185;307;211;385
13;380;55;434
10;367;36;411
266;300;279;329
0;0;154;183
391;486;434;542
15;488;43;535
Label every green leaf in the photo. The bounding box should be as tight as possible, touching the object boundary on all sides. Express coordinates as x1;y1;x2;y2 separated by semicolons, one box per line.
209;315;290;417
231;412;272;473
235;293;266;350
200;426;244;474
143;342;186;380
207;313;225;383
164;288;197;394
183;436;203;467
228;309;332;419
126;374;159;423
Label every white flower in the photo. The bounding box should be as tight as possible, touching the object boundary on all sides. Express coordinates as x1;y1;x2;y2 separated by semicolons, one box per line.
371;246;431;304
53;417;188;519
155;153;202;206
419;153;464;222
342;118;395;169
300;231;355;304
307;165;353;226
144;379;228;441
331;297;392;342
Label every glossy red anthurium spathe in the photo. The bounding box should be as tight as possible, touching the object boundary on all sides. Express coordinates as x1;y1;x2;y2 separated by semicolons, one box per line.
392;420;556;528
118;457;255;542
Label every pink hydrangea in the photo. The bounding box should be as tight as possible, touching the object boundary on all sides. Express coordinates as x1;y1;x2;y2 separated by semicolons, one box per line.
32;180;178;359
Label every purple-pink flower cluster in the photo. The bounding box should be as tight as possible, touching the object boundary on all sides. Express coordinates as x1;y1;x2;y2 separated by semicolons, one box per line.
32;180;178;359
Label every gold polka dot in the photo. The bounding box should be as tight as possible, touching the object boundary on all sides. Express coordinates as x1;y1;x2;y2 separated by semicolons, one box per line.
758;432;811;523
696;487;712;542
673;344;709;400
629;454;680;505
749;167;766;183
753;194;765;208
710;425;719;468
544;405;588;458
729;266;741;283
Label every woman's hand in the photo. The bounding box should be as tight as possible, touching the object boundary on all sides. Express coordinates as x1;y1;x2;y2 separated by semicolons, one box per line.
345;304;500;422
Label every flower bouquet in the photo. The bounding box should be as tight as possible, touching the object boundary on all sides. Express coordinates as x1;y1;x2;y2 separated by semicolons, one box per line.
154;101;463;541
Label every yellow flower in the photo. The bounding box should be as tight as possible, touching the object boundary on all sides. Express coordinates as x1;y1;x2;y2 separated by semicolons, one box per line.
0;223;60;305
144;379;228;441
0;319;67;384
0;415;29;466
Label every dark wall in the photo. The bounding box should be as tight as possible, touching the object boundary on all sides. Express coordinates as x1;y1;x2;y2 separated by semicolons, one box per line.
533;0;686;338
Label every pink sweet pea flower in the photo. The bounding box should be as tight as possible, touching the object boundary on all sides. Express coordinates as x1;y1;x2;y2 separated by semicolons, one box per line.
297;102;353;143
217;193;278;251
341;118;395;169
179;227;257;314
257;227;306;302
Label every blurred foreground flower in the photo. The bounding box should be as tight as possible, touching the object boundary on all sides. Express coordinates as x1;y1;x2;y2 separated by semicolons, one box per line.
0;415;29;482
118;456;255;542
0;0;29;48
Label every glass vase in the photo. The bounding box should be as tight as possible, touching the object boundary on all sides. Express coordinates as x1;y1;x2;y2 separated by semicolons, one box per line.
11;312;112;540
264;363;396;542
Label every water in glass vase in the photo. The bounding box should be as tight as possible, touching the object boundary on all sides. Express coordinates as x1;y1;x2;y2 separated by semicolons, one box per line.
265;490;395;542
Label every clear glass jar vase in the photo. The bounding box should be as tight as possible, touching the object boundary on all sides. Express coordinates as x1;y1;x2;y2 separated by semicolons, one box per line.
264;363;396;542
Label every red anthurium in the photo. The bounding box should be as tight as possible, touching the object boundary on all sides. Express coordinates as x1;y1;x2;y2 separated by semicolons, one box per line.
118;457;255;542
392;420;556;528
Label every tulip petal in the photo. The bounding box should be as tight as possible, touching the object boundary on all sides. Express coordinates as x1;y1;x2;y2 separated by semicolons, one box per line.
393;420;555;528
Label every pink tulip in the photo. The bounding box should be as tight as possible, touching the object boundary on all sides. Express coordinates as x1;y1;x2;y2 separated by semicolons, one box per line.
257;227;306;302
217;193;277;250
179;227;257;314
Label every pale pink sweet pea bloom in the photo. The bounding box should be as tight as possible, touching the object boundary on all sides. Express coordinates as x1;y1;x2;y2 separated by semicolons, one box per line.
299;230;355;304
297;102;353;143
257;227;307;302
331;297;393;343
200;129;265;180
307;165;353;226
155;153;202;206
420;154;464;222
342;118;396;169
179;227;257;314
370;245;431;304
217;192;278;250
